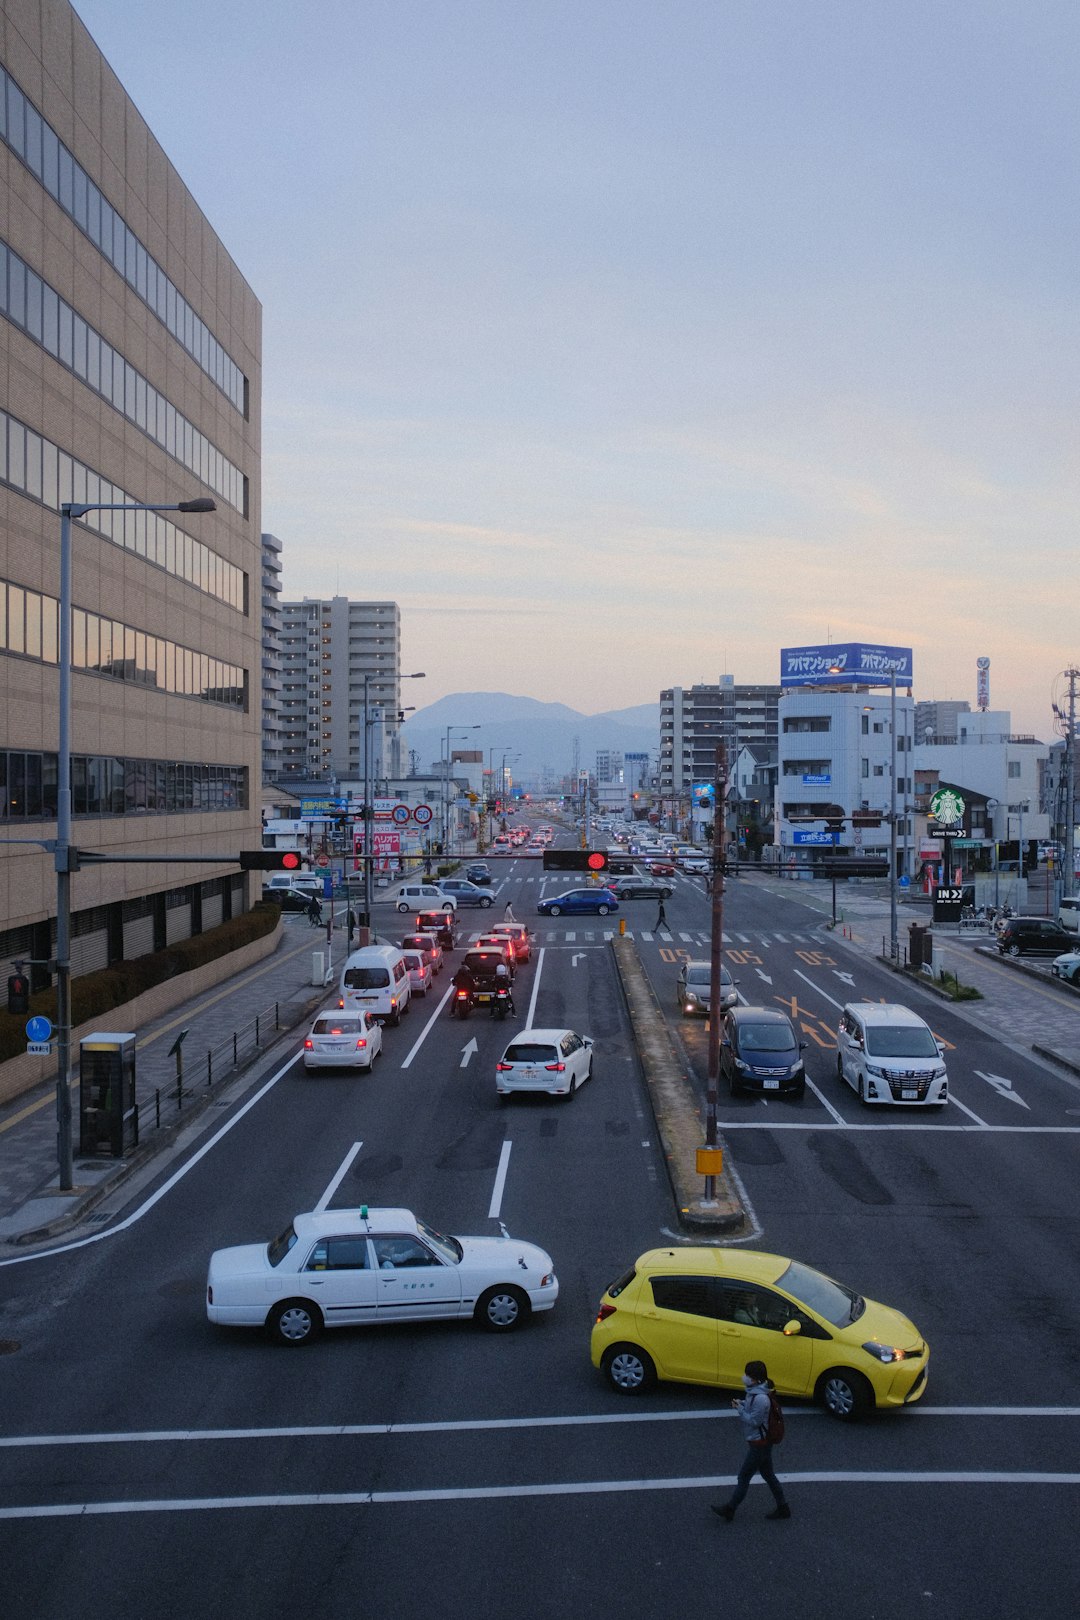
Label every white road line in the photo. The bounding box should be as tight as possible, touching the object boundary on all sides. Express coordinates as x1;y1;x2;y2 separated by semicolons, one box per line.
947;1093;990;1127
399;979;455;1068
793;968;845;1010
525;948;545;1027
718;1121;1080;1132
315;1142;363;1212
0;1046;306;1269
487;1140;512;1219
4;1470;1080;1520
3;1404;1078;1450
803;1075;847;1124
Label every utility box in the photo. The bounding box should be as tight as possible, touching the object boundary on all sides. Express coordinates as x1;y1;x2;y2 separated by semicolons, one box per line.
79;1032;138;1157
908;924;933;970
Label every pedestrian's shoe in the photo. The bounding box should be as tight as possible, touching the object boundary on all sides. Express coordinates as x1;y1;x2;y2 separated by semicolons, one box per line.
766;1504;791;1520
711;1504;735;1522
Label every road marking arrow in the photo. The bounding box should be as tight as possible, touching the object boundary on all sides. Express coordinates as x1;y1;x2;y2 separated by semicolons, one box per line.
833;971;856;986
756;968;773;985
572;953;584;967
460;1038;479;1069
973;1069;1030;1110
800;1022;835;1048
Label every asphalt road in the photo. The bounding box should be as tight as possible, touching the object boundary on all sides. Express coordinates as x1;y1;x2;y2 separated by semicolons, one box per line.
1;842;1078;1620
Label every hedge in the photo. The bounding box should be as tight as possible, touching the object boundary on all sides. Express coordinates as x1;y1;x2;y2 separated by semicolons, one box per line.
0;902;281;1064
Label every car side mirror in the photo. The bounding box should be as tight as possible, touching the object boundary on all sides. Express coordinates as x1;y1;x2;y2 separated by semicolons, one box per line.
937;1041;947;1057
782;1319;802;1337
721;1037;731;1048
799;1041;808;1051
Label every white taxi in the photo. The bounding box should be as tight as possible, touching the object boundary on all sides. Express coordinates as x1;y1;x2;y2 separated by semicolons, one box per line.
206;1206;559;1345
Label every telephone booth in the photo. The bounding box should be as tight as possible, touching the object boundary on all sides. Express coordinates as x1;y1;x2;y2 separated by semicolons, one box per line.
79;1032;138;1157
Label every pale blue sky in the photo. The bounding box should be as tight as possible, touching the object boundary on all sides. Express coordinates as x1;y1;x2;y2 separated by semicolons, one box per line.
72;0;1078;735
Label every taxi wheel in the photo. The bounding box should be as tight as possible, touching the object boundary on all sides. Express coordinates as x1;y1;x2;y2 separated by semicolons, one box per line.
816;1367;872;1420
602;1343;657;1395
267;1299;323;1347
476;1286;529;1332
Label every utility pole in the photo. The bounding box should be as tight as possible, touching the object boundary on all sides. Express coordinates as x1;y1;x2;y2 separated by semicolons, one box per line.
704;744;727;1202
1065;669;1078;906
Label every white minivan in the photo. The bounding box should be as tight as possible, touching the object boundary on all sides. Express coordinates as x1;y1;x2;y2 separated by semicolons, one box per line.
339;945;411;1025
1058;897;1080;934
396;883;457;914
836;1003;948;1107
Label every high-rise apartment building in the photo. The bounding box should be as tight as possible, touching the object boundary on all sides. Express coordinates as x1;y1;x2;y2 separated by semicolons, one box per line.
0;0;262;981
659;677;781;797
278;597;401;783
260;534;283;783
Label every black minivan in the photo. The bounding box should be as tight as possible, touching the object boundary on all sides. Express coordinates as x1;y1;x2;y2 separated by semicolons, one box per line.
997;917;1075;957
720;1007;807;1097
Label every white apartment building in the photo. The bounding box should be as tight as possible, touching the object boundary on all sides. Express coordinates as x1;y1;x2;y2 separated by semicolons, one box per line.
278;597;401;784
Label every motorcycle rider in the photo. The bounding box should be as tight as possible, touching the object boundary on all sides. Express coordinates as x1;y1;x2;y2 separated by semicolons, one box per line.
451;960;476;1016
492;961;515;1017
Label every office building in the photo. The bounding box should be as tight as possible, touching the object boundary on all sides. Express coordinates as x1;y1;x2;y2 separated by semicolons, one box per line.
659;677;781;799
260;533;283;782
278;596;401;784
0;0;262;982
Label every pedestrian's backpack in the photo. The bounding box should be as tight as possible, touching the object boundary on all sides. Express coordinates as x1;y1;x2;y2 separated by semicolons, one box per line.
752;1391;785;1447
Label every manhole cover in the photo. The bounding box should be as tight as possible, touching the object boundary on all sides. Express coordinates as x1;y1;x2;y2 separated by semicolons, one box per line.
0;1339;20;1355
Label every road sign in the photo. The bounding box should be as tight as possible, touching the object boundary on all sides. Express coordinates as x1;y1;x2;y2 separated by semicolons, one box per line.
929;788;965;826
315;853;330;868
392;804;410;824
413;805;433;826
25;1015;53;1043
300;797;346;817
27;1041;52;1056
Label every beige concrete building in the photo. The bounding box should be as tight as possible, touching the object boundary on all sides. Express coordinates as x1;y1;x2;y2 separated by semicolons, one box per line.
0;0;261;983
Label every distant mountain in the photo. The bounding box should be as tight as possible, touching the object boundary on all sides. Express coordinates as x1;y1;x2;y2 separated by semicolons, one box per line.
401;692;658;782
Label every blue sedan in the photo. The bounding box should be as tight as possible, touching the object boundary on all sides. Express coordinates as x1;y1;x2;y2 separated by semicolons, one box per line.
537;888;620;917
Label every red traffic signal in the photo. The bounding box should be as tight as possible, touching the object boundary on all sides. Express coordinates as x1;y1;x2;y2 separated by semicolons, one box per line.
586;852;609;871
238;850;302;870
7;973;30;1015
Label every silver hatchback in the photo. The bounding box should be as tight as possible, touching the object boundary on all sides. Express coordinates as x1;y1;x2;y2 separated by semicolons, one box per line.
675;959;738;1016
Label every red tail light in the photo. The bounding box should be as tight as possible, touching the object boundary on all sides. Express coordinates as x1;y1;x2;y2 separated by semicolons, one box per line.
337;998;344;1008
596;1303;616;1324
545;1062;565;1072
496;1062;512;1072
355;1039;367;1050
456;990;469;999
303;1039;313;1050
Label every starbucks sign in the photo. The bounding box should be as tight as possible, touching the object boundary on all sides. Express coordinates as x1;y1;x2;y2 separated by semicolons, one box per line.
929;788;965;827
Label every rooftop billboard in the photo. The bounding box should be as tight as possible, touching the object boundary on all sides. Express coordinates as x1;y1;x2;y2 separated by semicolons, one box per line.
780;642;914;689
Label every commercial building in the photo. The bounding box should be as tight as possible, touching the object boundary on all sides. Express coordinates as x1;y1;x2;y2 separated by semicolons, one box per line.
0;0;262;981
659;677;781;826
278;596;401;784
260;533;283;782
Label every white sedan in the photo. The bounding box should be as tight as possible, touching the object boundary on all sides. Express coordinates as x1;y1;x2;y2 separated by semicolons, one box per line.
206;1206;559;1345
302;1011;383;1071
1051;949;1080;985
496;1027;594;1099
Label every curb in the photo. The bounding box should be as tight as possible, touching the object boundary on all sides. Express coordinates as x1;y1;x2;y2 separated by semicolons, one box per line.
609;935;745;1235
1032;1043;1080;1080
6;985;328;1248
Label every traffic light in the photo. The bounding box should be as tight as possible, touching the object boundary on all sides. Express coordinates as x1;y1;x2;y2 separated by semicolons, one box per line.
238;850;303;871
544;850;609;872
7;973;30;1015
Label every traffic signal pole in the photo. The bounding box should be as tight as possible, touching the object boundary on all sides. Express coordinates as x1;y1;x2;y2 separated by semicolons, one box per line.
704;743;727;1203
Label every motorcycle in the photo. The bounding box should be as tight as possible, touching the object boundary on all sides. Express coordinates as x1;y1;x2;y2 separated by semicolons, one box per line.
492;986;512;1021
449;987;472;1020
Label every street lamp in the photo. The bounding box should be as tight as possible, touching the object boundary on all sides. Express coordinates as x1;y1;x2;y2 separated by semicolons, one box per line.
54;496;216;1190
986;798;1000;910
362;671;424;936
442;725;480;855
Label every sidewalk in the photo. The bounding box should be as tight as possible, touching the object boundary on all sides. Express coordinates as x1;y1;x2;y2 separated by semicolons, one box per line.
747;870;1080;1071
0;909;348;1248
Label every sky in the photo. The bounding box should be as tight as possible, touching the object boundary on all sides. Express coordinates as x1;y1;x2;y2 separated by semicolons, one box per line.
71;0;1079;738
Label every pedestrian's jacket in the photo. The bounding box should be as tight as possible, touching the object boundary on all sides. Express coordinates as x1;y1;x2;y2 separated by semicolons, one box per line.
734;1382;772;1443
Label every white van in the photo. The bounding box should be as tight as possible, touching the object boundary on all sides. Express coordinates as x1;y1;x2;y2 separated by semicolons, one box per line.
836;1003;948;1107
338;945;412;1025
1058;897;1080;934
264;872;321;897
395;883;457;914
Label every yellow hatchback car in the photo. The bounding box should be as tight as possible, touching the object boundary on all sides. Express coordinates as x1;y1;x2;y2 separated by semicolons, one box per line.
591;1246;929;1420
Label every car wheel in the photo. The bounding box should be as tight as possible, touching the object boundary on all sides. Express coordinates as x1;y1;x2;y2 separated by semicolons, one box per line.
548;905;562;916
476;1286;529;1332
836;1055;844;1081
480;898;492;908
858;1071;867;1103
586;1058;594;1082
1009;943;1021;956
598;905;610;916
443;902;454;912
389;1007;400;1027
568;1075;577;1098
816;1368;872;1421
267;1299;322;1347
727;1066;740;1097
602;1344;657;1395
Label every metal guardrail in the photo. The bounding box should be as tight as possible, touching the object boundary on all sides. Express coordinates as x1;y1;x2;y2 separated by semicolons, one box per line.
148;999;283;1131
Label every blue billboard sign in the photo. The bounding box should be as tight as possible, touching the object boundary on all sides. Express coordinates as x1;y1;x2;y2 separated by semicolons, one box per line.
692;783;714;807
793;830;839;845
780;642;913;689
802;773;831;786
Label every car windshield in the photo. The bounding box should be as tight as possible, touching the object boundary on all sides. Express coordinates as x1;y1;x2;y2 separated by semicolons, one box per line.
778;1259;864;1326
864;1025;939;1058
739;1023;796;1053
312;1017;364;1034
504;1043;558;1064
416;1217;462;1264
686;967;710;987
267;1223;298;1268
344;968;389;989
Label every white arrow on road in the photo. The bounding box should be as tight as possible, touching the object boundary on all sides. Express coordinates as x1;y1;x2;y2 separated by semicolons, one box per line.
973;1069;1030;1110
572;953;585;967
460;1038;479;1069
833;971;856;986
756;968;773;985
